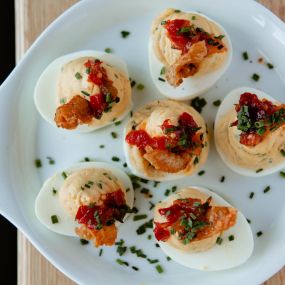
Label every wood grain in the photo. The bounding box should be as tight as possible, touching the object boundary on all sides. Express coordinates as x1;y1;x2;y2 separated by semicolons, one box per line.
15;0;285;284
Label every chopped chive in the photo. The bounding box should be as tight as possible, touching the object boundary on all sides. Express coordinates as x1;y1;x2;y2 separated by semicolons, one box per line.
81;90;90;96
99;248;103;256
174;9;181;12
147;234;152;240
252;73;260;82
114;121;121;126
132;266;139;271
280;149;285;157
111;132;118;139
99;145;105;149
51;215;59;224
52;188;57;195
130;80;136;88
133;214;147;221
267;63;274;69
147;258;159;264
84;157;90;161
161;20;167;25
116;259;129;266
256;168;263;173
136;219;153;235
194;157;199;164
263;186;270;193
155;243;160;248
85;67;91;74
247;218;251;224
153;181;160;187
112;156;120;162
117;246;127;256
216;237;223;245
121;31;130;38
46;156;55;165
155;264;164;274
242;51;249;60
164;189;170;196
62;172;67;179
35;159;42;168
166;256;171;261
280;171;285;178
158;77;165;82
84;184;91;188
249;192;255;199
220;176;225;183
213;99;221;107
171;186;177;192
198;170;205;176
191;97;207;113
137;84;144;90
192;15;196;20
228;235;235;241
149;201;155;210
59;98;66;104
256;231;263;237
75;72;82;80
123;163;127;168
104;48;112;53
80;239;89;245
160;66;166;75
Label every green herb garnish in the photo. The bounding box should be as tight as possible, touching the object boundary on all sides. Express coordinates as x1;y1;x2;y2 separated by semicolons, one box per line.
111;132;118;139
263;186;270;193
252;73;260;82
213;99;221;107
81;90;90;96
267;63;274;69
160;66;166;75
75;72;82;80
35;159;42;168
51;215;59;224
112;156;120;162
220;176;225;183
104;48;112;53
155;264;164;274
137;84;144;90
216;237;223;245
249;192;254;199
80;239;89;245
121;31;130;38
256;231;263;237
198;170;205;176
116;259;129;266
62;172;67;179
242;51;249;60
191;97;207;113
133;214;147;221
228;235;235;241
256;168;263;173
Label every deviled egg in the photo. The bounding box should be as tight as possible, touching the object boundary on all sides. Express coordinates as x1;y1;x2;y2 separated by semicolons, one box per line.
124;99;209;181
215;87;285;176
35;162;134;247
153;186;253;271
149;8;232;100
34;50;132;132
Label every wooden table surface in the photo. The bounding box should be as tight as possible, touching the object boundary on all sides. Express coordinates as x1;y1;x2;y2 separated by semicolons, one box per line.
15;0;285;284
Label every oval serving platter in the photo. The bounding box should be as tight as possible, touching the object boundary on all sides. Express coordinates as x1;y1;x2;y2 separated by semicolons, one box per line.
0;0;285;284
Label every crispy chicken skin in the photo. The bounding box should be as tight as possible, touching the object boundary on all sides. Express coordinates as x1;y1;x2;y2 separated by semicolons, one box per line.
143;146;191;173
75;224;117;247
54;95;93;129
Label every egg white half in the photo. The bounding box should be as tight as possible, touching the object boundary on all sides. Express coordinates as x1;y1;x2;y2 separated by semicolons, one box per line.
34;50;132;133
155;186;254;271
35;162;134;236
214;86;282;177
148;12;233;101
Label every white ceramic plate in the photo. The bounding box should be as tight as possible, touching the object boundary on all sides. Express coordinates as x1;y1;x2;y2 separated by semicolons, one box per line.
0;0;285;284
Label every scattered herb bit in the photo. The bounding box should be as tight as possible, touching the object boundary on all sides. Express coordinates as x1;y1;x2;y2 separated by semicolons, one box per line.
198;170;205;176
75;72;82;80
246;218;251;224
111;132;118;138
171;186;177;192
99;248;103;256
35;159;42;168
60;98;66;104
155;264;164;274
80;239;89;245
191;97;207;113
51;215;59;224
136;219;153;235
193;157;199;164
84;157;90;161
132;207;139;214
46;157;55;165
130;111;133;117
256;231;263;237
149;201;155;210
280;149;285;157
104;48;112;53
62;172;67;179
155;243;160;248
147;235;152;240
267;63;274;69
280;171;285;178
192;15;196;20
117;245;127;256
130;246;147;258
213;99;221;107
99;145;105;149
52;188;57;195
166;256;171;261
256;168;263;173
164;189;170;196
216;237;223;245
137;83;144;90
161;20;167;25
249;192;255;199
121;31;130;38
81;90;90;96
220;176;225;183
242;51;249;60
133;214;147;221
140;178;148;184
147;258;159;264
112;156;120;162
130;80;136;88
114;121;121;126
158;77;165;82
123;163;127;168
174;9;181;12
153;181;160;187
160;66;166;75
132;266;139;271
214;34;225;40
116;259;129;266
263;186;271;193
252;73;260;82
228;235;235;241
